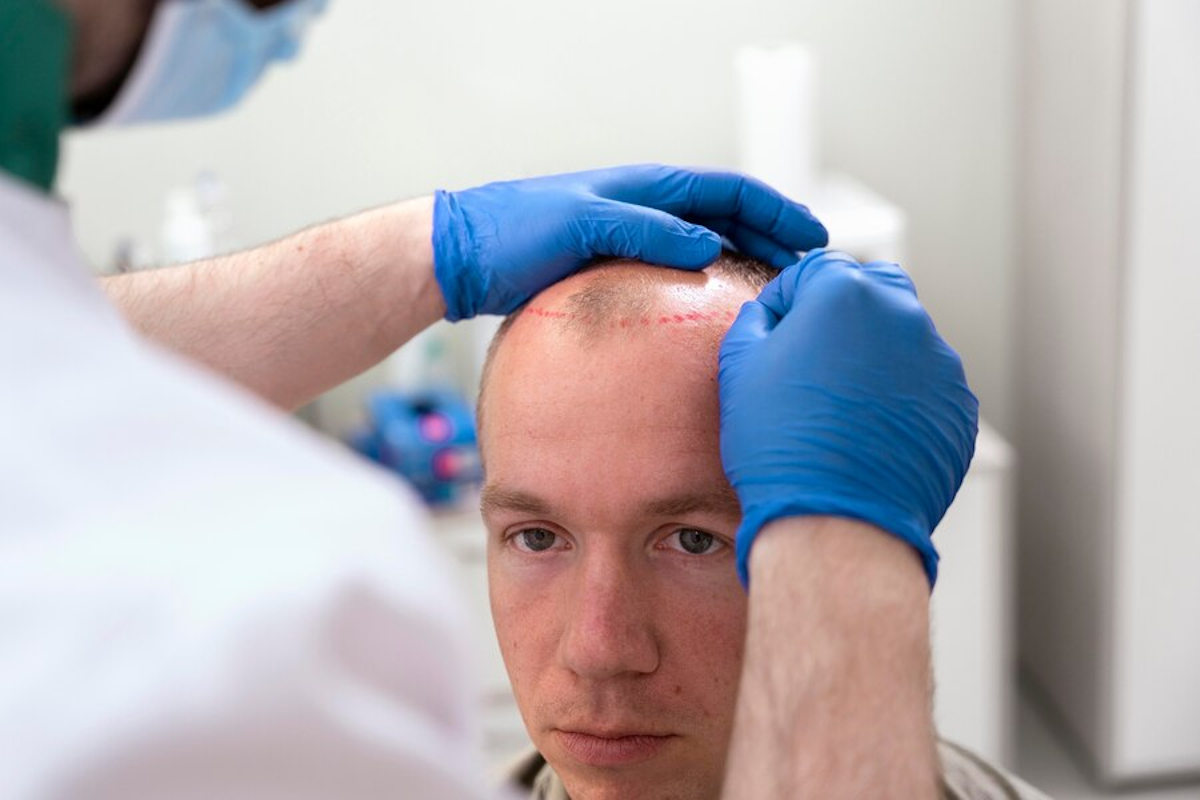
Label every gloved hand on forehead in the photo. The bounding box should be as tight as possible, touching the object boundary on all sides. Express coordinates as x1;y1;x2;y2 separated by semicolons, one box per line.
432;164;828;321
718;248;979;588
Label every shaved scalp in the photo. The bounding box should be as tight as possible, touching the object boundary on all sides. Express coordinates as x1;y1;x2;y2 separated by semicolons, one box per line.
477;250;777;432
562;250;776;335
491;249;775;351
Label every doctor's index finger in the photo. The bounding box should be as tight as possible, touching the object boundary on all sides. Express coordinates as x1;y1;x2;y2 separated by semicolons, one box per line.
690;216;803;269
754;248;862;317
600;165;830;252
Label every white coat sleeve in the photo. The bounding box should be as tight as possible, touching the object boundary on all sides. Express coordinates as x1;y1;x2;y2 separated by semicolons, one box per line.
0;182;518;800
36;475;506;800
2;340;510;799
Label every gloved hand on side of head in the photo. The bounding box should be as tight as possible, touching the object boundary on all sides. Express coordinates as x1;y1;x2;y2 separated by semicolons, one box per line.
718;248;979;588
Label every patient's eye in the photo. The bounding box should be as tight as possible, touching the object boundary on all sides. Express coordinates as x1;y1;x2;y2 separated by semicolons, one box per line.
513;527;561;553
665;528;723;556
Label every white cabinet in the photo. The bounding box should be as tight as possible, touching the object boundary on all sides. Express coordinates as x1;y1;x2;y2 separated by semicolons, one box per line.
1018;0;1200;784
931;423;1016;767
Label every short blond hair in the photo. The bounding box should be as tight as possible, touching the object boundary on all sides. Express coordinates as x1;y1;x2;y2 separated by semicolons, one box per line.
477;250;776;431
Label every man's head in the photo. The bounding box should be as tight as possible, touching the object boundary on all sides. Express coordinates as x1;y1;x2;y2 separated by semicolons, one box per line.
479;253;775;800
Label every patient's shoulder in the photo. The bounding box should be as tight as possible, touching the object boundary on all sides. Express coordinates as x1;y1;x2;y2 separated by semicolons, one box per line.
498;740;1049;799
500;748;570;799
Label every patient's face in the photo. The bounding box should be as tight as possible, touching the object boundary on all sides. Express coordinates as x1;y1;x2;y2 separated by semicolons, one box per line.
480;266;752;800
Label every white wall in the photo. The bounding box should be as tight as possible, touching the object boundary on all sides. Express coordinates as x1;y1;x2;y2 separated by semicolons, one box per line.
60;0;1017;433
1015;0;1129;769
1016;0;1200;782
1113;0;1200;777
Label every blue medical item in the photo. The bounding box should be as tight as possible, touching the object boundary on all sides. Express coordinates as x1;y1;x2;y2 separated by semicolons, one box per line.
93;0;326;126
717;249;979;587
432;164;830;321
350;388;482;507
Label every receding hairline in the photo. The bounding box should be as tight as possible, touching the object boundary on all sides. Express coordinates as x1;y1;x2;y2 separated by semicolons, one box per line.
488;249;775;361
476;250;777;437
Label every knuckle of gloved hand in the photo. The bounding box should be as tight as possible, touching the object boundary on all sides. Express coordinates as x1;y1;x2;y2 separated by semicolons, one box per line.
575;193;607;219
623;163;677;195
649;162;677;180
811;264;879;311
866;259;918;288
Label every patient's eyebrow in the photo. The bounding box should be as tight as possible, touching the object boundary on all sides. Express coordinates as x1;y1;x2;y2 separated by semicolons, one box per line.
480;485;742;520
642;488;742;520
480;485;553;516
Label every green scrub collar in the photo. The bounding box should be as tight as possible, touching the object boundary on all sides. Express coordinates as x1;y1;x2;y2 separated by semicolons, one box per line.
0;0;72;192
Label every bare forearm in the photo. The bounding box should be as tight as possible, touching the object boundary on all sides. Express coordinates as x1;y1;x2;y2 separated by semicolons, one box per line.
102;197;443;410
723;517;937;799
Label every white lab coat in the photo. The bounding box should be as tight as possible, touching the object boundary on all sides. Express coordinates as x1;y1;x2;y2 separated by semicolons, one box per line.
0;173;502;799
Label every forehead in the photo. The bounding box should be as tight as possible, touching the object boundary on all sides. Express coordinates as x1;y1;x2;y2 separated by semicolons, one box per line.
482;265;753;433
479;268;754;512
486;326;716;442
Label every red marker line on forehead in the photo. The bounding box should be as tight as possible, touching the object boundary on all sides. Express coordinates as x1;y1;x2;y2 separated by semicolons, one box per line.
525;307;736;328
526;307;576;319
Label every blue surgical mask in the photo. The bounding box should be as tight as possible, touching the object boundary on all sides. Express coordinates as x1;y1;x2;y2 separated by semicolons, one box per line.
93;0;327;126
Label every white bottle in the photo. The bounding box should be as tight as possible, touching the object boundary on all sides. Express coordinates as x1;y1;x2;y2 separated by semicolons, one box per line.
160;187;214;264
194;171;234;255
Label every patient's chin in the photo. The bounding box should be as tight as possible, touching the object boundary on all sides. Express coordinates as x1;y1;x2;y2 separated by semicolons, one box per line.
560;775;705;800
554;755;718;800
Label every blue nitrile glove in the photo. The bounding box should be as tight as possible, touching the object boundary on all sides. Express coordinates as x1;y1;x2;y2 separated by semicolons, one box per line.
718;249;979;587
431;164;829;321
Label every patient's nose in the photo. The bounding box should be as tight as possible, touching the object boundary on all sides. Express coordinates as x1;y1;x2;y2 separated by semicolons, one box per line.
558;554;659;680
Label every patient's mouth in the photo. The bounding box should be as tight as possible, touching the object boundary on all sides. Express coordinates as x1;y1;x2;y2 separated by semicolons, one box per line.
554;729;676;766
